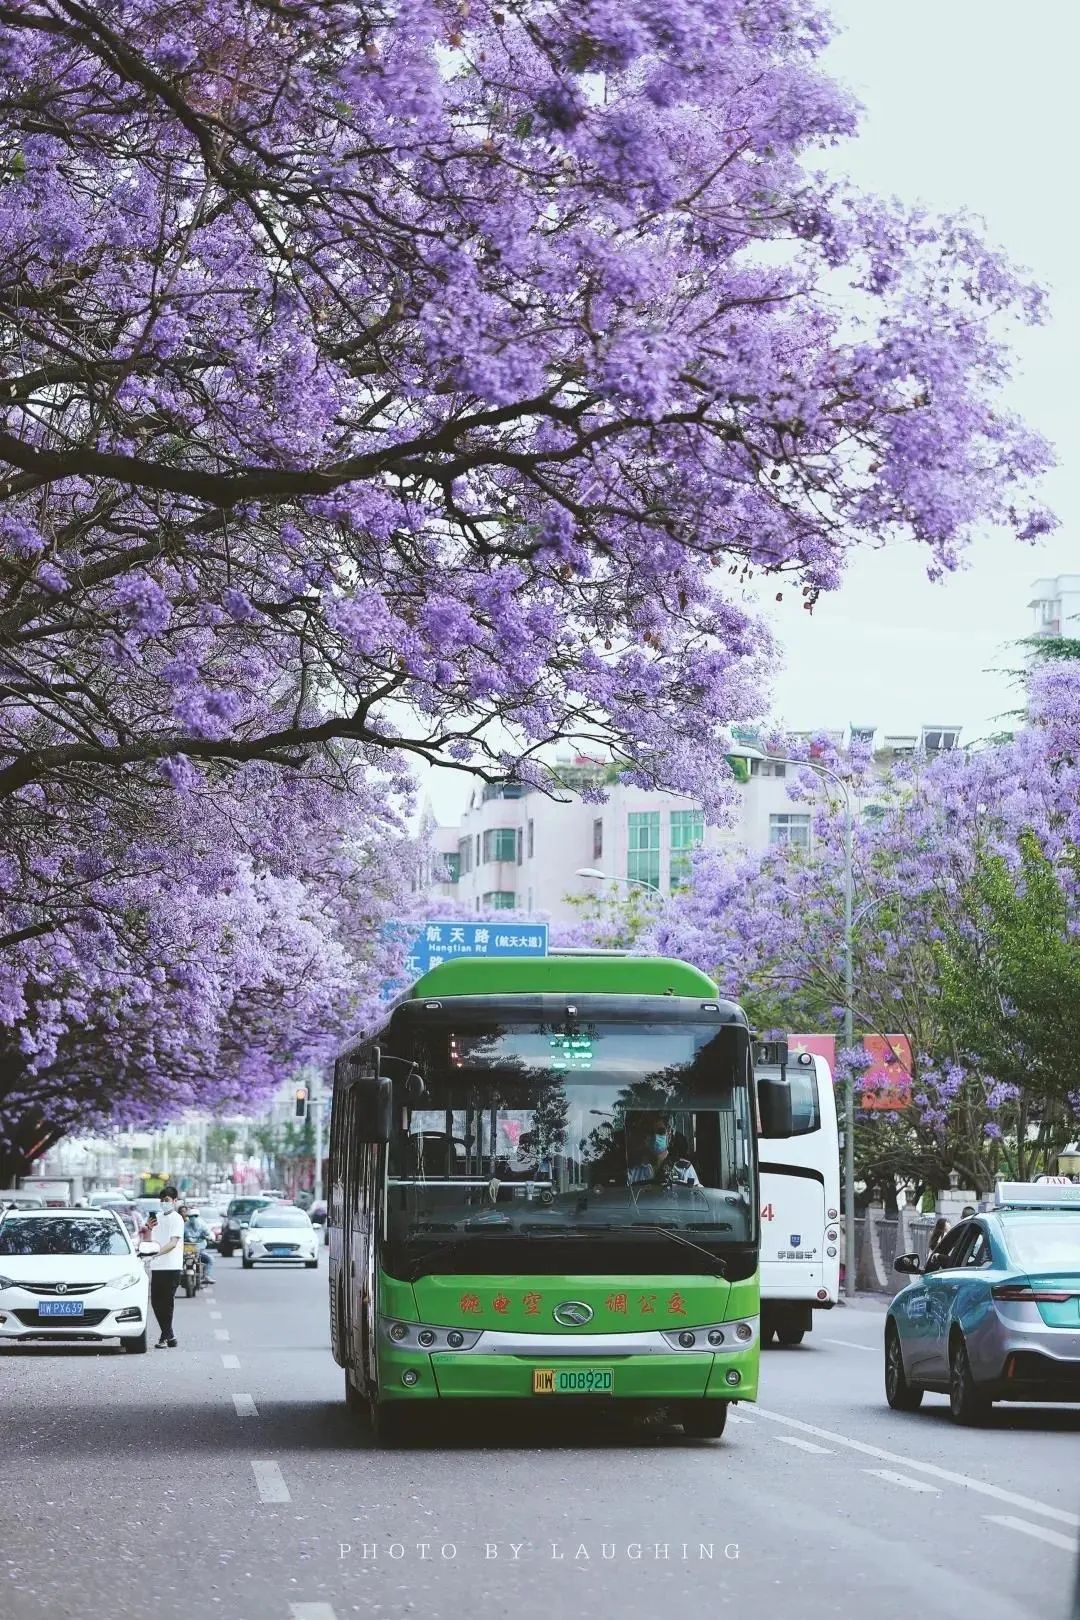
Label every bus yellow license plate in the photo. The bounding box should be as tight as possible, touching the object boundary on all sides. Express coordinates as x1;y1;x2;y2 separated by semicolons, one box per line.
533;1368;614;1394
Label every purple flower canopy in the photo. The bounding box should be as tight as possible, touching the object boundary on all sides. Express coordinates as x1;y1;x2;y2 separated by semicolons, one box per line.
0;0;1055;1166
645;664;1080;1153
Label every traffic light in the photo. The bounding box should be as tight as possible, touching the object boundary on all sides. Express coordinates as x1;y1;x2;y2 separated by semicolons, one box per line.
294;1085;308;1120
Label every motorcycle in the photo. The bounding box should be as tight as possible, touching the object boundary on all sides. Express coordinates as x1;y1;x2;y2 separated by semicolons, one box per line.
181;1240;205;1298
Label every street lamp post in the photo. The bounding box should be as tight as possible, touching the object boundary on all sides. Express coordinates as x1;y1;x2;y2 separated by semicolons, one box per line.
725;745;857;1300
575;866;658;894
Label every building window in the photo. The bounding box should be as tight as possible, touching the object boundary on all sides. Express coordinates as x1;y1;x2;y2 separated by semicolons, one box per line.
482;828;518;864
475;834;481;863
527;819;535;859
457;837;472;876
769;813;811;850
627;811;661;889
517;829;524;866
592;819;603;861
442;852;461;884
669;809;704;889
482;891;517;910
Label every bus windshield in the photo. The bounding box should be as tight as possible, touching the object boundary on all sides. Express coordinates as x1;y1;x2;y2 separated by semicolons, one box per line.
385;1017;754;1271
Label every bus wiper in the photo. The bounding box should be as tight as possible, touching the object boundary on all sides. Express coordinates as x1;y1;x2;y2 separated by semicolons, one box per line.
520;1223;614;1235
629;1224;728;1277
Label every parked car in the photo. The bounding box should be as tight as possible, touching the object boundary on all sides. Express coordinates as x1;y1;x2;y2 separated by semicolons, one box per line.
0;1190;46;1210
0;1208;158;1352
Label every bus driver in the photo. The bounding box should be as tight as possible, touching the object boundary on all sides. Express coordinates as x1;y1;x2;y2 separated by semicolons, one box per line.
627;1114;700;1187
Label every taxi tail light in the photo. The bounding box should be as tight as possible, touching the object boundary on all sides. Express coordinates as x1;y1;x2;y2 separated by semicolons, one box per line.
991;1284;1072;1303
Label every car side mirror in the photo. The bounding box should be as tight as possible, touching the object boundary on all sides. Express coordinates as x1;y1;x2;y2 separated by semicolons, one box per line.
757;1075;793;1138
138;1242;160;1257
894;1252;921;1275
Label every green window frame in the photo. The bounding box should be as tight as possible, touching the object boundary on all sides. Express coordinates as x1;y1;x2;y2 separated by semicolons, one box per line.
482;828;518;864
670;809;704;889
482;891;517;910
627;811;661;890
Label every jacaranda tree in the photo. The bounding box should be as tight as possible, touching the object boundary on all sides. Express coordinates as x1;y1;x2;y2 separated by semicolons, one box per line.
648;664;1080;1198
0;0;1054;1158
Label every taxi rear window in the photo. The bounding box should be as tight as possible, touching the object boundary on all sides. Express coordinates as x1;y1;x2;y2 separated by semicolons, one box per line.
1001;1216;1080;1271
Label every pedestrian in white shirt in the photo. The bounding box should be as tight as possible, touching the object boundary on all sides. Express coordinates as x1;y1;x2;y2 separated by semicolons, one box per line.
147;1184;185;1348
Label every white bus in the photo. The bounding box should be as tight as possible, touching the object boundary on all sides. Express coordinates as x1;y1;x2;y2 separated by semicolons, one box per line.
758;1050;841;1346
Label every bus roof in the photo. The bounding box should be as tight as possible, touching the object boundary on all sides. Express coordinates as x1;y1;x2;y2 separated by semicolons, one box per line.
406;954;720;1001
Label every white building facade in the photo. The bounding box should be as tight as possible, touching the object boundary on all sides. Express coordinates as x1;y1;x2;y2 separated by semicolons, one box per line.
423;728;960;925
1029;574;1080;641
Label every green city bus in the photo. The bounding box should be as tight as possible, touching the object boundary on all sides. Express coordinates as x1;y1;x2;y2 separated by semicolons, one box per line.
328;953;793;1443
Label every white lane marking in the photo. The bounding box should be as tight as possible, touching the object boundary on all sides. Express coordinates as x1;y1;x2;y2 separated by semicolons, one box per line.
221;1354;240;1369
214;1328;230;1341
209;1310;223;1320
985;1516;1079;1554
820;1338;876;1352
775;1436;833;1455
867;1468;940;1494
753;1405;1080;1529
251;1461;291;1503
232;1393;259;1418
290;1606;339;1620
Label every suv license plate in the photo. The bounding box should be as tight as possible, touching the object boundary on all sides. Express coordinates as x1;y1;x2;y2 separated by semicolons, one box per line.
40;1299;85;1317
533;1368;614;1394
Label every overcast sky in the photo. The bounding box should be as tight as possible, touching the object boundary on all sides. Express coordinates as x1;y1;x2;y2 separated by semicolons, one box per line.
424;1;1078;823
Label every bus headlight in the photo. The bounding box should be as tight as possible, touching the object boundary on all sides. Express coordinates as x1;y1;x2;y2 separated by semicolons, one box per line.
661;1317;757;1351
379;1318;481;1352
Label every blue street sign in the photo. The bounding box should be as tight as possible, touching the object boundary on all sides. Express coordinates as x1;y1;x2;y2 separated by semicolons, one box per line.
382;920;548;999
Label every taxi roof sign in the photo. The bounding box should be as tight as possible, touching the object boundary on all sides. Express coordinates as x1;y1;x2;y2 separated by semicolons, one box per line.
994;1181;1080;1211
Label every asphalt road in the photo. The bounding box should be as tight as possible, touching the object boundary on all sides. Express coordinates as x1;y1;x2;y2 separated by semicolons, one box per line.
2;1264;1078;1620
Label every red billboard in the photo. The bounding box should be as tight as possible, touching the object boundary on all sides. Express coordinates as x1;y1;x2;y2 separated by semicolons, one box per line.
858;1034;913;1110
788;1033;912;1110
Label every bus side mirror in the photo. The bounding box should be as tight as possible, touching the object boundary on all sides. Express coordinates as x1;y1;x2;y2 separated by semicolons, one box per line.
355;1075;393;1142
757;1075;793;1138
354;1047;393;1142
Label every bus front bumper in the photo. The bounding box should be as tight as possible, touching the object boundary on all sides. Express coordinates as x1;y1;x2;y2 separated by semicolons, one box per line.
377;1344;759;1404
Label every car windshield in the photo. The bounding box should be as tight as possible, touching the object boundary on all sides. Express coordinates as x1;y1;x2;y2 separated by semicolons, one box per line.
0;1217;132;1256
1001;1216;1080;1270
251;1207;310;1228
228;1199;270;1217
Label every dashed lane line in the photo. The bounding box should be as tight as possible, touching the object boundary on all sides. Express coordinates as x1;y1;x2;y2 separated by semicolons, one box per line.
251;1461;291;1504
985;1516;1080;1555
209;1310;223;1320
866;1468;940;1494
775;1436;833;1455
221;1354;241;1370
290;1606;339;1620
753;1405;1080;1529
214;1328;231;1342
232;1393;259;1418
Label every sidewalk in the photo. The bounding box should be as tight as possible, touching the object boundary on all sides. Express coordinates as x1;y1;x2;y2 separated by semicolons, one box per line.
836;1292;892;1312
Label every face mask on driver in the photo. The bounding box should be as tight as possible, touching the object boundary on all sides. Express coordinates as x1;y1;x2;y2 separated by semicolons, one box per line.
651;1133;669;1154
